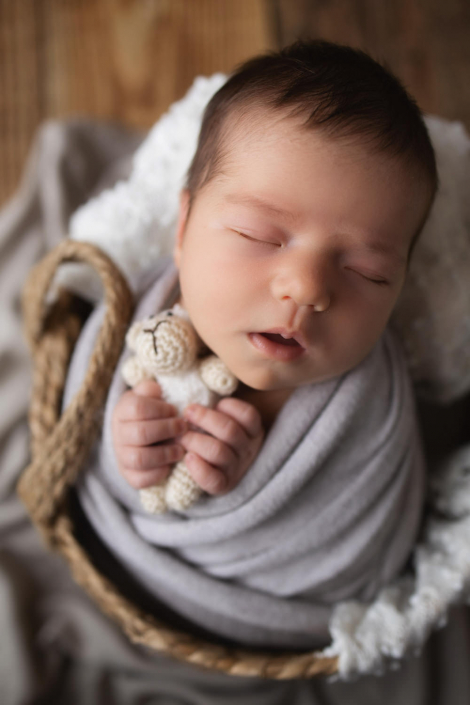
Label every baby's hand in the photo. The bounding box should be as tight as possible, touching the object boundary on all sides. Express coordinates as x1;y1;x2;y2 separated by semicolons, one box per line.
180;398;265;495
112;379;188;490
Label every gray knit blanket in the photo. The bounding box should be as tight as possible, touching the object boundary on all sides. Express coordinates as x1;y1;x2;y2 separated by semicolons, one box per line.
62;254;425;649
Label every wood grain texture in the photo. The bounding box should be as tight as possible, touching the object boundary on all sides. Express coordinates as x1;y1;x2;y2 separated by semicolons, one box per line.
276;0;470;129
2;0;470;206
0;0;42;205
0;0;274;205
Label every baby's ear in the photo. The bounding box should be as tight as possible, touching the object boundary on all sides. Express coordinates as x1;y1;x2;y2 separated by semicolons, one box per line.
125;320;144;350
174;189;191;267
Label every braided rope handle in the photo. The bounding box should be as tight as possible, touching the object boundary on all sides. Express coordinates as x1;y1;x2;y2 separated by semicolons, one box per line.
17;239;339;679
18;240;134;530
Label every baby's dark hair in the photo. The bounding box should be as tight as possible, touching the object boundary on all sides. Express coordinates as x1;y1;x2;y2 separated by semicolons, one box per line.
185;39;437;241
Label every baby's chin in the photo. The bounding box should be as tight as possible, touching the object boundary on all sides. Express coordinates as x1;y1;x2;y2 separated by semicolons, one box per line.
229;366;299;392
233;362;348;392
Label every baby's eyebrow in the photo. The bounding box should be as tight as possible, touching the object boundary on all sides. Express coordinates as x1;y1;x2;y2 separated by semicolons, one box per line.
222;193;299;224
223;192;407;264
359;241;407;265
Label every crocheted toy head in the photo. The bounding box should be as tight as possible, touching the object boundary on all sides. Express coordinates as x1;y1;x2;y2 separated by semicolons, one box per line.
121;303;238;514
124;304;198;378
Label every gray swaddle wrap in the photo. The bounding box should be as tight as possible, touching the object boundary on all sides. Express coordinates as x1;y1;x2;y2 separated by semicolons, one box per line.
63;256;425;649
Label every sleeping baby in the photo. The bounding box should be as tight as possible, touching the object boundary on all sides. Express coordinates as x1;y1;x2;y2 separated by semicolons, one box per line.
67;39;437;649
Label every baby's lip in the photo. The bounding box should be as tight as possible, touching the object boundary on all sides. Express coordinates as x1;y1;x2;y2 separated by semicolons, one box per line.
260;328;307;349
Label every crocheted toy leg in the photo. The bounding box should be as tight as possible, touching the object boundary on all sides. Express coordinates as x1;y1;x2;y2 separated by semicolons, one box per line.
139;485;167;513
165;460;203;511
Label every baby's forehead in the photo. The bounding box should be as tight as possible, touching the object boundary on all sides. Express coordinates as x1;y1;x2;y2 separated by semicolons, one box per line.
217;105;390;177
220;105;310;155
215;108;398;192
199;103;431;228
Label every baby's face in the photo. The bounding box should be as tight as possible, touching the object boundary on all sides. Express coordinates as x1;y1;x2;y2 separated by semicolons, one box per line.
174;113;430;391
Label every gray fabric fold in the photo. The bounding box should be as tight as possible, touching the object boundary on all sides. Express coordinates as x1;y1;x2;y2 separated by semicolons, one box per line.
63;257;426;649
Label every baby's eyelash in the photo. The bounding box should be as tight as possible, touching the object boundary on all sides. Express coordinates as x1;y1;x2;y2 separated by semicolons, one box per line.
234;230;278;246
346;267;389;285
232;238;390;284
359;273;389;286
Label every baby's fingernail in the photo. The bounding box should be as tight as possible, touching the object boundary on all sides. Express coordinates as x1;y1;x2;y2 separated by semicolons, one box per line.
184;405;197;417
176;418;188;432
212;471;228;493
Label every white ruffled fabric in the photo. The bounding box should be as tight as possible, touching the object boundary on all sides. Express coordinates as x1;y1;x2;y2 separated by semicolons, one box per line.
390;116;470;403
66;73;226;299
322;444;470;678
61;74;470;679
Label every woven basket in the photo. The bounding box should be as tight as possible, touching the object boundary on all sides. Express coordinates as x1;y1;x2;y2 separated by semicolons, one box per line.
17;239;339;680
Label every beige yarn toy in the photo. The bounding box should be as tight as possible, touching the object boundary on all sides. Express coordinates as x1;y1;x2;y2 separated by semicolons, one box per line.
122;303;238;513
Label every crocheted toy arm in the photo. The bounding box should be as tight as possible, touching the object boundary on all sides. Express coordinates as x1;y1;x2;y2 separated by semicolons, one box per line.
165;358;238;513
198;355;238;396
121;355;149;387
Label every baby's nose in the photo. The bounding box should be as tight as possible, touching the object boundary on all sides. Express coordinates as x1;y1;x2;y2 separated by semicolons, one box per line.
272;252;331;312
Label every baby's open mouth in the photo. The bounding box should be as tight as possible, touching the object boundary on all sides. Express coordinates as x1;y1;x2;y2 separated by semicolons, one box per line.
260;332;301;347
248;332;306;361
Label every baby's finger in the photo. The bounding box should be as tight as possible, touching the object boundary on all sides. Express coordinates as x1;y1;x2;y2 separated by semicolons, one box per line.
133;379;162;398
214;397;264;439
119;465;171;490
117;391;178;422
184;452;228;495
183;405;249;454
179;431;237;471
118;443;185;471
118;417;188;446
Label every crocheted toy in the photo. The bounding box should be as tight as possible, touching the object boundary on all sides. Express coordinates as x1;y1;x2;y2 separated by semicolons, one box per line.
121;303;238;513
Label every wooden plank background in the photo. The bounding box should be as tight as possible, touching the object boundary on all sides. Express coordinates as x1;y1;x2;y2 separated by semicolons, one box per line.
1;0;470;206
276;0;470;127
0;0;275;205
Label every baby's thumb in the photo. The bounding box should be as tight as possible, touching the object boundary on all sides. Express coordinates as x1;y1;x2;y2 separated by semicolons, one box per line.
133;379;162;397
